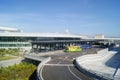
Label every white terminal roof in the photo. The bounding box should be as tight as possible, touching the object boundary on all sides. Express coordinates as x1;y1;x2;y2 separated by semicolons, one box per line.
0;27;21;32
85;38;120;40
0;32;83;38
0;32;120;40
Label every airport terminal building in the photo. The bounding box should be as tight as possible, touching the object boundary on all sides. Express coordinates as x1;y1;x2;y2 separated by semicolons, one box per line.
0;32;84;51
0;27;87;53
0;27;116;53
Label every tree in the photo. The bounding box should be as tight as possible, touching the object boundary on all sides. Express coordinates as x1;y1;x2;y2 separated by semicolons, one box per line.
0;48;6;56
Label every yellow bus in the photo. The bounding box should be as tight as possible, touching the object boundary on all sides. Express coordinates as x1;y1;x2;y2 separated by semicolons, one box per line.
64;46;82;52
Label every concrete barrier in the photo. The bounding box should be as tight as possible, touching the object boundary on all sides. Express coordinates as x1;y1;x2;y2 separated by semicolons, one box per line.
76;51;116;65
97;48;108;54
36;57;51;80
76;48;116;64
75;60;114;80
75;48;116;80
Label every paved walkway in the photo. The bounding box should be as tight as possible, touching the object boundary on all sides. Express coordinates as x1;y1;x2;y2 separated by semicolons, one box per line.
0;57;23;67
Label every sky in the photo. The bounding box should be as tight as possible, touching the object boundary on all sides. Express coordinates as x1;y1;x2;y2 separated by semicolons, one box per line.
0;0;120;37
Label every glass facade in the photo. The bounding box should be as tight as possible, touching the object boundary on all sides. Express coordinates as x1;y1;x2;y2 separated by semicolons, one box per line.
0;37;80;42
0;42;31;47
0;36;81;48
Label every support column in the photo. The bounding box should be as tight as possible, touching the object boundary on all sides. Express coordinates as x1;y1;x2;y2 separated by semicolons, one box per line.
45;44;47;52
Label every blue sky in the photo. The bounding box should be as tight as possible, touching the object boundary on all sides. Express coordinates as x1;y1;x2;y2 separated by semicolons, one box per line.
0;0;120;37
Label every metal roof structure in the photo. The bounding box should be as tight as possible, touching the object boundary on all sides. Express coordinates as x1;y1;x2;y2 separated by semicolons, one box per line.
0;32;83;38
0;27;120;40
85;38;120;40
0;26;21;32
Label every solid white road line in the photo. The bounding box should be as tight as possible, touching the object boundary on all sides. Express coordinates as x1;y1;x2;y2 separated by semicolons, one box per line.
68;66;82;80
40;65;44;80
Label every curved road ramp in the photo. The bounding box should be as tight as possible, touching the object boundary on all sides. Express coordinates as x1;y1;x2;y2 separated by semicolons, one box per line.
75;48;120;80
36;57;51;80
24;54;48;62
24;54;51;80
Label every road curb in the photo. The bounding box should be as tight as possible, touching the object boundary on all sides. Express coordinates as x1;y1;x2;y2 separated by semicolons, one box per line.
36;57;51;80
74;48;114;80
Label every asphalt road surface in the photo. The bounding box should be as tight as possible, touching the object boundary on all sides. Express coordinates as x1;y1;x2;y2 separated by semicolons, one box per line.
41;48;101;80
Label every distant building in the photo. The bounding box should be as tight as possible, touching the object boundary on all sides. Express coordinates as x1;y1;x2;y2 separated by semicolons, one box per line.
80;35;88;39
94;34;104;39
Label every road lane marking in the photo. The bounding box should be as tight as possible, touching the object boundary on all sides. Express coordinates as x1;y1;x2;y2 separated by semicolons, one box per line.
57;56;70;64
68;66;82;80
58;57;73;61
40;65;44;80
44;64;74;66
57;61;62;64
65;57;68;58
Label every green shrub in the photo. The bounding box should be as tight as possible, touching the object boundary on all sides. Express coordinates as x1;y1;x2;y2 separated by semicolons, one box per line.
0;62;36;80
0;48;21;57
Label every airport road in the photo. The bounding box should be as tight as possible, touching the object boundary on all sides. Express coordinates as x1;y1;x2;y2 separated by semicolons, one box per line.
41;48;101;80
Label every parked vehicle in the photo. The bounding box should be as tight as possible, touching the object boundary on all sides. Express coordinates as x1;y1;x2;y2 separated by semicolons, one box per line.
64;46;82;52
80;44;92;49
